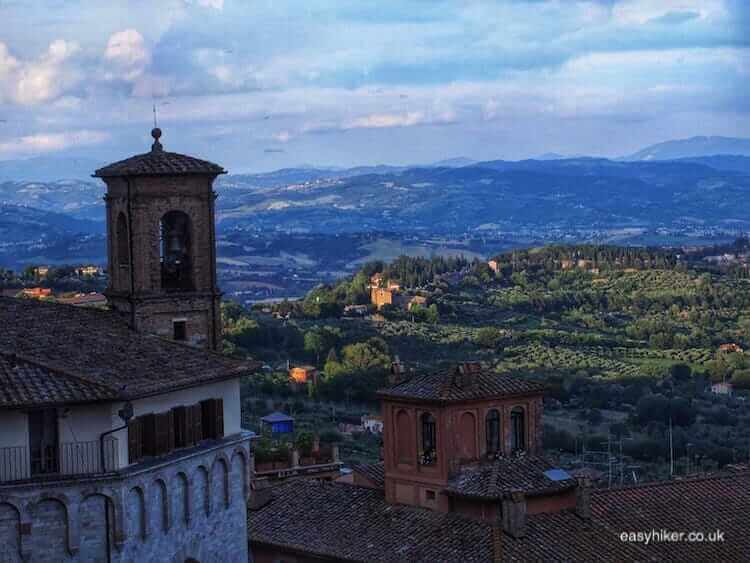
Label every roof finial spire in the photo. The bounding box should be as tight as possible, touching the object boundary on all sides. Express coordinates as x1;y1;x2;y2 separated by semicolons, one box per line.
151;103;163;153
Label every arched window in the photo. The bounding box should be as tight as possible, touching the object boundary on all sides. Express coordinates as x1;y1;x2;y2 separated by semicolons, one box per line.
485;409;501;455
160;211;192;290
420;412;437;465
511;407;525;453
116;212;130;266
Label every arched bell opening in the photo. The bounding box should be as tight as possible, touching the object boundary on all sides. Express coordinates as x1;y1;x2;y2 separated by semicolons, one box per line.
160;211;193;291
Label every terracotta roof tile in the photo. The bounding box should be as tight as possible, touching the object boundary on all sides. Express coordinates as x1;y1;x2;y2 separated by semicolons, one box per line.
0;353;117;407
593;470;750;561
446;455;577;499
352;461;385;488
94;148;225;178
377;365;544;403
247;480;648;562
0;297;258;407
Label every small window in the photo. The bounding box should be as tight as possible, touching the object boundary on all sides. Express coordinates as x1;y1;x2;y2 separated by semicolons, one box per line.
173;320;187;341
425;489;436;501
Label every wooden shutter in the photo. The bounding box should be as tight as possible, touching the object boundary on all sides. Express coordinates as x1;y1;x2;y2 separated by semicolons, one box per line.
166;410;175;453
191;403;203;443
200;399;215;439
127;418;142;463
141;413;157;457
216;398;224;439
173;406;186;448
154;412;169;455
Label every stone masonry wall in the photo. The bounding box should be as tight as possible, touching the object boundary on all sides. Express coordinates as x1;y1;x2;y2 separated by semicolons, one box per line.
0;434;251;563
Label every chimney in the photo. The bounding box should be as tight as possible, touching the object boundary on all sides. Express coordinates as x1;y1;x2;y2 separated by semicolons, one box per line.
389;356;405;385
456;362;481;388
501;491;526;538
576;477;592;520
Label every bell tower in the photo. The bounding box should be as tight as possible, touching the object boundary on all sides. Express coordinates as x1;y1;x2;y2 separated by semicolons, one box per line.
95;128;226;350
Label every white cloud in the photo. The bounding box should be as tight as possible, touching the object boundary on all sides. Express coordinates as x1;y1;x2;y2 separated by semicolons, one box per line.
0;130;110;157
104;29;150;81
0;39;81;105
185;0;224;10
343;110;456;130
612;0;727;25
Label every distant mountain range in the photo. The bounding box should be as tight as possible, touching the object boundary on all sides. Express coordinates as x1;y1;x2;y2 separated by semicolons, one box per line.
1;136;750;250
0;156;104;182
624;136;750;161
215;157;750;234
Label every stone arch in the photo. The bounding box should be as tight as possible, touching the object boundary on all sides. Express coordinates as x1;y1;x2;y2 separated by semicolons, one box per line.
31;496;71;557
79;493;115;561
152;478;171;533
458;411;477;461
127;486;147;540
0;502;22;562
160;210;193;290
194;465;210;517
395;409;413;465
211;455;230;510
231;447;249;502
174;471;191;526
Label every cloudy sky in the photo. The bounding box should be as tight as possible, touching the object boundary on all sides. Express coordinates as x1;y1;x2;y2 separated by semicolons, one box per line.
0;0;748;171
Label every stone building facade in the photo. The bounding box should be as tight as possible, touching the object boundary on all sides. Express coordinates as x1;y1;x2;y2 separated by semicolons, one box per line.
0;435;251;563
1;133;257;562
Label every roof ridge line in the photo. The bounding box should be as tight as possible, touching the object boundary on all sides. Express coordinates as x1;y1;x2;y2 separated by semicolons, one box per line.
0;349;121;397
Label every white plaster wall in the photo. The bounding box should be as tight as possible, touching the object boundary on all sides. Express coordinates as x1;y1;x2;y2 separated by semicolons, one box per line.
0;410;28;449
57;403;119;444
113;377;242;469
0;378;242;473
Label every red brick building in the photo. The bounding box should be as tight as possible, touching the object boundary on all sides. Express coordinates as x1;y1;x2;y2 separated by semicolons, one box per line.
248;362;750;561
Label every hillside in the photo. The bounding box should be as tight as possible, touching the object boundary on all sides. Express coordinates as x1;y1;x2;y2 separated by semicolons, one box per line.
217;158;750;234
625;136;750;161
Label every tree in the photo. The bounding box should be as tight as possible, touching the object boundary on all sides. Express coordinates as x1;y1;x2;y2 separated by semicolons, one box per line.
475;327;505;349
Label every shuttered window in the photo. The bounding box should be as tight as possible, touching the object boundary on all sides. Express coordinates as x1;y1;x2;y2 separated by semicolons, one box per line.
173;406;190;448
200;398;225;440
140;413;157;457
127;398;224;464
191;403;203;442
127;418;142;463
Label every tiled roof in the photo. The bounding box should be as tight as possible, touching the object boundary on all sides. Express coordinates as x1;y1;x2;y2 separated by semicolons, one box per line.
593;470;750;561
0;297;258;408
94;140;225;177
446;455;577;499
352;461;385;488
247;480;647;562
377;365;545;403
0;353;117;408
